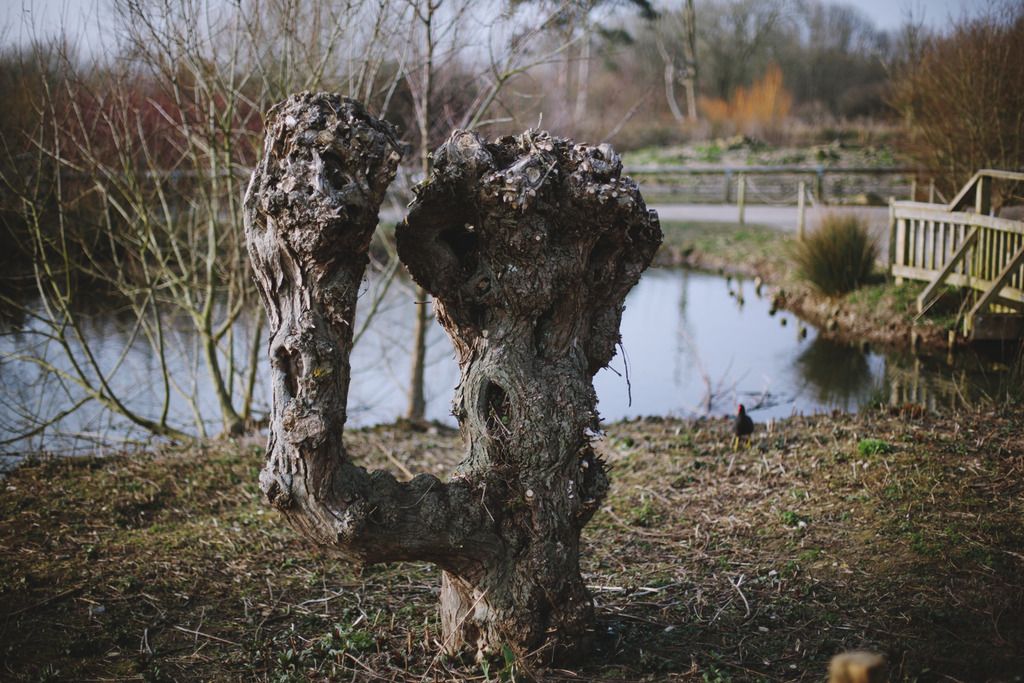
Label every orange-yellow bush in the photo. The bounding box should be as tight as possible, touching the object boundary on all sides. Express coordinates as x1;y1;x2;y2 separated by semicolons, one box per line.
699;64;792;137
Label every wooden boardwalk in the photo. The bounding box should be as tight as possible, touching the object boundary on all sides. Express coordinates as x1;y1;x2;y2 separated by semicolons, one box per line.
889;170;1024;340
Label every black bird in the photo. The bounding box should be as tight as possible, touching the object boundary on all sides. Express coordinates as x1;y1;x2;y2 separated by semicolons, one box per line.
733;403;754;449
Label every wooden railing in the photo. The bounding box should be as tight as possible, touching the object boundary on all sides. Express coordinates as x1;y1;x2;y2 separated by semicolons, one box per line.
625;165;917;205
889;170;1024;339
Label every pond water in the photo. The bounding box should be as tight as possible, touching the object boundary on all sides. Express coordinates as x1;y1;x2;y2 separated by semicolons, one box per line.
0;267;1019;461
597;269;1019;421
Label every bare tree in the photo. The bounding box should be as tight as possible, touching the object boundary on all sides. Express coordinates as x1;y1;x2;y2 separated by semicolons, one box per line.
889;2;1024;209
696;0;786;100
655;0;698;121
245;93;660;661
510;0;655;135
399;0;599;422
0;0;404;445
403;0;448;422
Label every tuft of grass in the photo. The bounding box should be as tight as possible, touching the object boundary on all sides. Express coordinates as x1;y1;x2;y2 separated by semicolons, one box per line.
791;213;878;296
702;665;734;683
630;498;661;528
780;510;808;528
694;142;723;163
858;438;893;456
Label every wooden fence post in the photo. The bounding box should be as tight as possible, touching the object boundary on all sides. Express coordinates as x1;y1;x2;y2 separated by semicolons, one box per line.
737;173;746;225
975;175;991;215
888;196;896;278
797;181;806;240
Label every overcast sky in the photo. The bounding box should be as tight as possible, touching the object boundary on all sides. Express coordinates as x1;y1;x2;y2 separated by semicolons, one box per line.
0;0;996;54
844;0;989;30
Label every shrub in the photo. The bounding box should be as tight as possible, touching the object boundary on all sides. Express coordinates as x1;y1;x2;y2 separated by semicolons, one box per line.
699;64;793;139
792;213;878;296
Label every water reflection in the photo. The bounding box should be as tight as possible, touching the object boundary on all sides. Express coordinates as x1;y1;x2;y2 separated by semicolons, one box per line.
595;269;886;420
793;337;879;410
595;269;1020;422
1;267;1020;457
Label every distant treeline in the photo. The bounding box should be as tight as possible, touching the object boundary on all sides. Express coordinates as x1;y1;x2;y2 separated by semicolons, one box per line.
1;0;1020;280
513;0;910;147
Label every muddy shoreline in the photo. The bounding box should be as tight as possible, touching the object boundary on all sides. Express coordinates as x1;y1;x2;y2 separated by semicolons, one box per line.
655;223;966;355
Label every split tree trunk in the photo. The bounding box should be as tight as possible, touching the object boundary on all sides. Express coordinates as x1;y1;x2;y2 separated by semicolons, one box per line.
244;92;661;663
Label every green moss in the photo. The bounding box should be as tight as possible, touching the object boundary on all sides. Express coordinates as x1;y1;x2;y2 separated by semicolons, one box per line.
798;548;823;563
630;498;661;527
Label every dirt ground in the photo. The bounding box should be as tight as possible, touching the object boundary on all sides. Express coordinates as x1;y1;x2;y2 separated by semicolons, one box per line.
2;402;1022;681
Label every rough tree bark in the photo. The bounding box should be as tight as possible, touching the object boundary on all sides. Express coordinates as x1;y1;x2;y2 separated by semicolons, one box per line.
243;93;496;568
243;92;661;663
397;130;661;659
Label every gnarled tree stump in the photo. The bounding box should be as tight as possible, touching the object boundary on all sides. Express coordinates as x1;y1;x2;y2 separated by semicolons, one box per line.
244;93;661;663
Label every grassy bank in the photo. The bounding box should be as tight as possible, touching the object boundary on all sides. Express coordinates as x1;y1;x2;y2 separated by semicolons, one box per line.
2;406;1023;681
658;221;972;352
656;221;789;278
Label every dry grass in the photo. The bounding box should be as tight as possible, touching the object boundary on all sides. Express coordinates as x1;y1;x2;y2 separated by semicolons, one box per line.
1;406;1023;681
790;214;878;297
656;221;789;279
